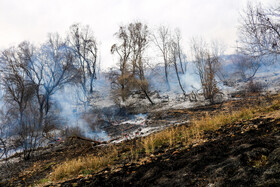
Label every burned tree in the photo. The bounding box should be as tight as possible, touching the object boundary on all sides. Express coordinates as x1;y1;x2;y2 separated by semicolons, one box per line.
0;35;76;159
152;25;171;90
22;35;75;126
239;2;280;61
38;34;76;115
0;45;40;160
111;25;133;102
111;22;154;105
174;28;187;74
68;23;98;96
0;47;35;128
169;40;187;97
232;54;261;82
128;22;154;105
191;38;221;103
168;28;188;97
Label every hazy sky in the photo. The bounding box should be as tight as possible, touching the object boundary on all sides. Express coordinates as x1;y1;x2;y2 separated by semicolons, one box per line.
0;0;277;69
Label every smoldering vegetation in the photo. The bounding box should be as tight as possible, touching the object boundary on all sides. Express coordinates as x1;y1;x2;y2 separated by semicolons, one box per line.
0;4;280;163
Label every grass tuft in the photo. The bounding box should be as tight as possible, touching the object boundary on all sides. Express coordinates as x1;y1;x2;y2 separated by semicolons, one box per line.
50;155;113;180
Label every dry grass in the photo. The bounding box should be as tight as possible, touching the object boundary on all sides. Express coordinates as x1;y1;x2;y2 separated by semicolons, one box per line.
50;145;119;180
139;106;261;155
142;136;155;155
192;107;256;131
50;154;113;180
48;95;280;181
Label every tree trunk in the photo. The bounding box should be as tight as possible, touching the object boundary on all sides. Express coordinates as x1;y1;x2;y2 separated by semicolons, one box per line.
142;89;154;105
174;60;186;97
178;52;185;74
164;60;170;90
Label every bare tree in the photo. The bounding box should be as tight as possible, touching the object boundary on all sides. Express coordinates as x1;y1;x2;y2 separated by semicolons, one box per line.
203;54;220;103
20;35;76;130
15;100;43;160
111;25;133;102
129;22;154;105
239;2;280;60
232;54;261;81
169;40;187;97
152;25;171;90
68;23;98;95
111;22;154;105
174;28;187;74
0;36;76;159
0;45;41;160
40;34;76;114
0;136;6;159
0;46;36;131
0;109;7;159
190;38;221;103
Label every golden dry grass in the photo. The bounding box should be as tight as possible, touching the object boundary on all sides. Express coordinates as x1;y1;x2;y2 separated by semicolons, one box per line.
50;154;113;180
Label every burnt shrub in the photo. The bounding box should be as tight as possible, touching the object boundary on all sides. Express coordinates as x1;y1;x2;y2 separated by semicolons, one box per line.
246;80;264;93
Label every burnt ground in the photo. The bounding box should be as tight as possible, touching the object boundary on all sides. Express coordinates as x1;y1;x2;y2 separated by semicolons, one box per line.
0;136;109;186
1;94;280;186
57;113;280;187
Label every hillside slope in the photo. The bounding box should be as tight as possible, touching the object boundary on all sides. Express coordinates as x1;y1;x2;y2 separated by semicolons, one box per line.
55;105;280;186
2;94;280;186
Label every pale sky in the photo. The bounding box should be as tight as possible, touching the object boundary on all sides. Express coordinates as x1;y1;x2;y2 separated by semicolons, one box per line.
0;0;277;69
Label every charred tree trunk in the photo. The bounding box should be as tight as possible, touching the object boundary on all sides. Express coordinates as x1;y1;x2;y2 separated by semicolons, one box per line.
142;88;154;105
121;84;125;102
178;52;185;74
164;59;170;90
174;58;186;97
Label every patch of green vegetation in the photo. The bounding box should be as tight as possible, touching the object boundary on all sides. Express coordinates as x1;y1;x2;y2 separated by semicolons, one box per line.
81;169;94;175
38;178;49;184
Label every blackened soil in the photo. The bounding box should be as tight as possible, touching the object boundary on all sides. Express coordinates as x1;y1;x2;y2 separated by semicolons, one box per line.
59;115;280;187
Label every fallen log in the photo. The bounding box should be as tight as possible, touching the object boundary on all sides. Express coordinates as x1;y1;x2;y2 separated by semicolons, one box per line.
68;135;106;145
